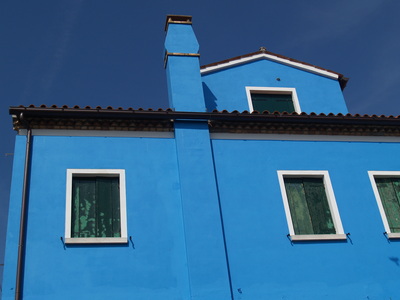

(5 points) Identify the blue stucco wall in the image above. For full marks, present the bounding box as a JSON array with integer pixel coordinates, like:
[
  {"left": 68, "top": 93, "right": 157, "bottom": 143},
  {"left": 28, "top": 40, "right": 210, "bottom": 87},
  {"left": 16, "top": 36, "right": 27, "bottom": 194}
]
[
  {"left": 3, "top": 135, "right": 191, "bottom": 300},
  {"left": 165, "top": 23, "right": 206, "bottom": 112},
  {"left": 174, "top": 121, "right": 231, "bottom": 299},
  {"left": 4, "top": 134, "right": 400, "bottom": 299},
  {"left": 166, "top": 55, "right": 206, "bottom": 112},
  {"left": 2, "top": 137, "right": 26, "bottom": 299},
  {"left": 201, "top": 59, "right": 348, "bottom": 114},
  {"left": 211, "top": 138, "right": 400, "bottom": 300}
]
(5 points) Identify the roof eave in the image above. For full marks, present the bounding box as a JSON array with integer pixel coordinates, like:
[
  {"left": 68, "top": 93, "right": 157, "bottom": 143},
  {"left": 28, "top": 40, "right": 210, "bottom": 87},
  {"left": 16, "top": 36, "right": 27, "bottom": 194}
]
[
  {"left": 200, "top": 50, "right": 348, "bottom": 90},
  {"left": 10, "top": 106, "right": 400, "bottom": 129}
]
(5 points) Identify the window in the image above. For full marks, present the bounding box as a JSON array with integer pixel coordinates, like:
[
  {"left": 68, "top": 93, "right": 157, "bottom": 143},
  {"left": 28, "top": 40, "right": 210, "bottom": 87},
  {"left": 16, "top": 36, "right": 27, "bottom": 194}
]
[
  {"left": 65, "top": 169, "right": 127, "bottom": 244},
  {"left": 368, "top": 171, "right": 400, "bottom": 238},
  {"left": 277, "top": 171, "right": 346, "bottom": 241},
  {"left": 246, "top": 87, "right": 301, "bottom": 113}
]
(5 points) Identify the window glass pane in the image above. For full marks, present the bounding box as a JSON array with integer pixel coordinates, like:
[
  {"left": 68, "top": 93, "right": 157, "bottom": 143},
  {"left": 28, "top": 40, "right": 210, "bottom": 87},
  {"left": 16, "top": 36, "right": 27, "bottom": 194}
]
[
  {"left": 251, "top": 93, "right": 295, "bottom": 113},
  {"left": 376, "top": 178, "right": 400, "bottom": 233},
  {"left": 284, "top": 177, "right": 335, "bottom": 235},
  {"left": 71, "top": 176, "right": 121, "bottom": 238}
]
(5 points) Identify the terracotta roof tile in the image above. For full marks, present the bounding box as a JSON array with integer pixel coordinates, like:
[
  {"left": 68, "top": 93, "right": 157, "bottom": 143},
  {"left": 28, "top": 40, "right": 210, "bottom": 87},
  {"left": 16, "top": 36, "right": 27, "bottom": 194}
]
[
  {"left": 9, "top": 105, "right": 400, "bottom": 137},
  {"left": 9, "top": 104, "right": 400, "bottom": 119}
]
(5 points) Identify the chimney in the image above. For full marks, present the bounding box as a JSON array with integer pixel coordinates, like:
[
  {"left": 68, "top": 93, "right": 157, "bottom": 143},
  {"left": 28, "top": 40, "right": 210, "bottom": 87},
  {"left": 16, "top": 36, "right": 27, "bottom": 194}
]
[{"left": 164, "top": 15, "right": 206, "bottom": 112}]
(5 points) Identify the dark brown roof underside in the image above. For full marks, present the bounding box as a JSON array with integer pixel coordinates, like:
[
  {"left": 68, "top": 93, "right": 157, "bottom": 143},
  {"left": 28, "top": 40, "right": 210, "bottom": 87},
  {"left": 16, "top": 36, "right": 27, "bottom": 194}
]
[{"left": 9, "top": 105, "right": 400, "bottom": 137}]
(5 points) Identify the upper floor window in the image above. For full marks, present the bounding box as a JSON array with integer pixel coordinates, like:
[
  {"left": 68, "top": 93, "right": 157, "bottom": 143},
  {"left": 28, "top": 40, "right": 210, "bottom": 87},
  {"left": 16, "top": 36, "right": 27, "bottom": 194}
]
[
  {"left": 246, "top": 87, "right": 301, "bottom": 113},
  {"left": 65, "top": 169, "right": 128, "bottom": 244},
  {"left": 368, "top": 171, "right": 400, "bottom": 239},
  {"left": 277, "top": 170, "right": 346, "bottom": 241}
]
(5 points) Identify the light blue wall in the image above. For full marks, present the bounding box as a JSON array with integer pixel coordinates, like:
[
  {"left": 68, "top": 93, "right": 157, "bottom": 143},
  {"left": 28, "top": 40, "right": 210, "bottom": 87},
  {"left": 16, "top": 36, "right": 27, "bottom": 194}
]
[
  {"left": 166, "top": 56, "right": 206, "bottom": 112},
  {"left": 212, "top": 138, "right": 400, "bottom": 299},
  {"left": 165, "top": 23, "right": 206, "bottom": 112},
  {"left": 202, "top": 59, "right": 348, "bottom": 114},
  {"left": 164, "top": 23, "right": 199, "bottom": 54},
  {"left": 174, "top": 121, "right": 231, "bottom": 299},
  {"left": 5, "top": 133, "right": 400, "bottom": 299},
  {"left": 2, "top": 137, "right": 26, "bottom": 299},
  {"left": 3, "top": 135, "right": 191, "bottom": 300}
]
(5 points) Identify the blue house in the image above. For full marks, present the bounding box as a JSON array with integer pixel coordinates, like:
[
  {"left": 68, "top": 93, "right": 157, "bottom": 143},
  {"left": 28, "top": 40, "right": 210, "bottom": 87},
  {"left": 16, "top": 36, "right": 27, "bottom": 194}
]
[{"left": 3, "top": 14, "right": 400, "bottom": 299}]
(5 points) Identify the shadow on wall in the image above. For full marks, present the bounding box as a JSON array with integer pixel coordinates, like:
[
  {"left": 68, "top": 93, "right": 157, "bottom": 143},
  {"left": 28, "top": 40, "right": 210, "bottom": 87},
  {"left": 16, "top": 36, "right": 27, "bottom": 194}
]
[
  {"left": 389, "top": 257, "right": 399, "bottom": 266},
  {"left": 59, "top": 236, "right": 132, "bottom": 250},
  {"left": 203, "top": 82, "right": 217, "bottom": 112}
]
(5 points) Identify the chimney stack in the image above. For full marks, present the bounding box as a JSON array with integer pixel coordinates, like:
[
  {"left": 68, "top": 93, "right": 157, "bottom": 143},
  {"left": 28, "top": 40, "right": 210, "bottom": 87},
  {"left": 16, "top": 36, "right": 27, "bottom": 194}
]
[{"left": 164, "top": 15, "right": 206, "bottom": 112}]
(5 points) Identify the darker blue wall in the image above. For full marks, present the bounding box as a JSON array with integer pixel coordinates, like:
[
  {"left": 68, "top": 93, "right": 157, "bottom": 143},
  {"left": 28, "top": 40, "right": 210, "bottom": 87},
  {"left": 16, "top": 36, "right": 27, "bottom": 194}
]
[
  {"left": 3, "top": 135, "right": 191, "bottom": 300},
  {"left": 202, "top": 60, "right": 348, "bottom": 114},
  {"left": 4, "top": 135, "right": 400, "bottom": 299},
  {"left": 212, "top": 138, "right": 400, "bottom": 299}
]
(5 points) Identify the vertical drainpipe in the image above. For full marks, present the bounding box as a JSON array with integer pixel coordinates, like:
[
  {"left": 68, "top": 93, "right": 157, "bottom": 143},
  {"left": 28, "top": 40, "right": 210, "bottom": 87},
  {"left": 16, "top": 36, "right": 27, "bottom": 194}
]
[{"left": 15, "top": 113, "right": 32, "bottom": 300}]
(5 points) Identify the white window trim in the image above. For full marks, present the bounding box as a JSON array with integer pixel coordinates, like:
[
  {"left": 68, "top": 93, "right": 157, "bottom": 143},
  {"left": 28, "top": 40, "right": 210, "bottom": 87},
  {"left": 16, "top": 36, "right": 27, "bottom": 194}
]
[
  {"left": 277, "top": 170, "right": 346, "bottom": 241},
  {"left": 65, "top": 169, "right": 128, "bottom": 244},
  {"left": 245, "top": 87, "right": 301, "bottom": 113},
  {"left": 368, "top": 171, "right": 400, "bottom": 239}
]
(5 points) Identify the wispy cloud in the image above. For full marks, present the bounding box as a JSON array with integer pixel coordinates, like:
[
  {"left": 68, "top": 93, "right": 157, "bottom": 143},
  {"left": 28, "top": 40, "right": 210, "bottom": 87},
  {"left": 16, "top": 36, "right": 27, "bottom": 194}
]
[
  {"left": 20, "top": 0, "right": 84, "bottom": 103},
  {"left": 40, "top": 0, "right": 84, "bottom": 97}
]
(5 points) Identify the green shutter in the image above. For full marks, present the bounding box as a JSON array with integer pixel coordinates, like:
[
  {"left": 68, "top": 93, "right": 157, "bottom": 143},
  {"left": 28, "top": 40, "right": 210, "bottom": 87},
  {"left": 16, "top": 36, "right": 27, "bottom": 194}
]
[
  {"left": 376, "top": 178, "right": 400, "bottom": 233},
  {"left": 285, "top": 178, "right": 314, "bottom": 234},
  {"left": 303, "top": 178, "right": 335, "bottom": 234},
  {"left": 251, "top": 93, "right": 295, "bottom": 113},
  {"left": 284, "top": 177, "right": 335, "bottom": 235},
  {"left": 71, "top": 176, "right": 121, "bottom": 238},
  {"left": 72, "top": 177, "right": 97, "bottom": 238}
]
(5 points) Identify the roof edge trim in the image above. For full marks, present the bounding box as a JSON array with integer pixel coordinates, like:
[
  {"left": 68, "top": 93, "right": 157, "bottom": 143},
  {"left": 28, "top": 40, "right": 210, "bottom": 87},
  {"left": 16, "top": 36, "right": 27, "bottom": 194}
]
[{"left": 200, "top": 53, "right": 339, "bottom": 80}]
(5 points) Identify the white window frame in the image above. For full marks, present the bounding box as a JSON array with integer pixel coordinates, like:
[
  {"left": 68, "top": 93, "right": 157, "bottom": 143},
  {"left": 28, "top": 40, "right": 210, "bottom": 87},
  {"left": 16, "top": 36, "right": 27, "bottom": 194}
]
[
  {"left": 65, "top": 169, "right": 128, "bottom": 244},
  {"left": 368, "top": 171, "right": 400, "bottom": 239},
  {"left": 246, "top": 87, "right": 301, "bottom": 113},
  {"left": 277, "top": 170, "right": 346, "bottom": 241}
]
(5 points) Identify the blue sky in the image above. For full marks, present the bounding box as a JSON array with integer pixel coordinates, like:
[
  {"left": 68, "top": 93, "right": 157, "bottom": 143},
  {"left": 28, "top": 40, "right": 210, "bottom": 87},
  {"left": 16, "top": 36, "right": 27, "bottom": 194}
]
[{"left": 1, "top": 0, "right": 400, "bottom": 287}]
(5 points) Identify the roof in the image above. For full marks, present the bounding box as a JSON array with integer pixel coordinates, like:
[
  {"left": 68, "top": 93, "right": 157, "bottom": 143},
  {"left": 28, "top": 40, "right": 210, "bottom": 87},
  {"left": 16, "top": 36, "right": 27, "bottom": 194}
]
[
  {"left": 10, "top": 105, "right": 400, "bottom": 137},
  {"left": 200, "top": 49, "right": 349, "bottom": 90}
]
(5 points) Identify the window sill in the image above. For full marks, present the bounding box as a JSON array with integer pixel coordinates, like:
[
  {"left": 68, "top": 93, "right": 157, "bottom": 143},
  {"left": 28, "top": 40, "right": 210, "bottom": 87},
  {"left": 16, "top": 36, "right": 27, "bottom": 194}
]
[
  {"left": 65, "top": 237, "right": 128, "bottom": 244},
  {"left": 387, "top": 233, "right": 400, "bottom": 239},
  {"left": 289, "top": 234, "right": 347, "bottom": 241}
]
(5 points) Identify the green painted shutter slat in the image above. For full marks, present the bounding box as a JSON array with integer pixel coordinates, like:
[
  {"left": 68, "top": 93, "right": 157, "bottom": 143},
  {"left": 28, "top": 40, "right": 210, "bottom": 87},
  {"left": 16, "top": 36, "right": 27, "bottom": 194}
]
[
  {"left": 391, "top": 179, "right": 400, "bottom": 232},
  {"left": 71, "top": 177, "right": 97, "bottom": 238},
  {"left": 303, "top": 178, "right": 335, "bottom": 234},
  {"left": 376, "top": 178, "right": 400, "bottom": 233},
  {"left": 285, "top": 177, "right": 335, "bottom": 235},
  {"left": 97, "top": 177, "right": 112, "bottom": 237},
  {"left": 71, "top": 176, "right": 120, "bottom": 238},
  {"left": 251, "top": 93, "right": 295, "bottom": 113},
  {"left": 284, "top": 178, "right": 314, "bottom": 234},
  {"left": 111, "top": 178, "right": 121, "bottom": 237},
  {"left": 71, "top": 180, "right": 80, "bottom": 237}
]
